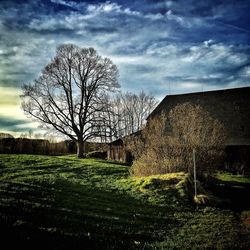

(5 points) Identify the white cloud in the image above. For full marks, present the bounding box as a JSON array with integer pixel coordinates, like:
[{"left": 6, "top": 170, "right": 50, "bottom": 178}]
[
  {"left": 180, "top": 42, "right": 249, "bottom": 68},
  {"left": 86, "top": 1, "right": 140, "bottom": 16},
  {"left": 179, "top": 82, "right": 201, "bottom": 89},
  {"left": 203, "top": 39, "right": 214, "bottom": 47},
  {"left": 146, "top": 43, "right": 178, "bottom": 57}
]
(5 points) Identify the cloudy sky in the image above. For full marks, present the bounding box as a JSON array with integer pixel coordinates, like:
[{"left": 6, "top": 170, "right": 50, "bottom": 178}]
[{"left": 0, "top": 0, "right": 250, "bottom": 135}]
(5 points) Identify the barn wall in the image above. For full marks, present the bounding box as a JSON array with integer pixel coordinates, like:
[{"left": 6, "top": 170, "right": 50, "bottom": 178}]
[
  {"left": 107, "top": 144, "right": 126, "bottom": 162},
  {"left": 224, "top": 145, "right": 250, "bottom": 174},
  {"left": 149, "top": 87, "right": 250, "bottom": 145}
]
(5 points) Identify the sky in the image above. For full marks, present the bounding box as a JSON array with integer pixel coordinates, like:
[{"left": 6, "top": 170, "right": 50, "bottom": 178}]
[{"left": 0, "top": 0, "right": 250, "bottom": 136}]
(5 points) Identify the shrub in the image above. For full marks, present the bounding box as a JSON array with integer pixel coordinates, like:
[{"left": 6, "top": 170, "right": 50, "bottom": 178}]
[
  {"left": 130, "top": 103, "right": 226, "bottom": 176},
  {"left": 86, "top": 151, "right": 107, "bottom": 159}
]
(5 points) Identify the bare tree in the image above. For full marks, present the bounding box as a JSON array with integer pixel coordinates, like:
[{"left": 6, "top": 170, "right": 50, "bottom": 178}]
[
  {"left": 21, "top": 44, "right": 119, "bottom": 157},
  {"left": 102, "top": 91, "right": 158, "bottom": 142},
  {"left": 128, "top": 113, "right": 171, "bottom": 176},
  {"left": 0, "top": 133, "right": 14, "bottom": 139},
  {"left": 168, "top": 102, "right": 226, "bottom": 174}
]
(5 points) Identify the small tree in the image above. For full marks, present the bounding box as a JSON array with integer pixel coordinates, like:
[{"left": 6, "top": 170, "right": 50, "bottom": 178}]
[
  {"left": 130, "top": 103, "right": 226, "bottom": 176},
  {"left": 129, "top": 113, "right": 173, "bottom": 176},
  {"left": 21, "top": 44, "right": 119, "bottom": 157},
  {"left": 168, "top": 103, "right": 226, "bottom": 175}
]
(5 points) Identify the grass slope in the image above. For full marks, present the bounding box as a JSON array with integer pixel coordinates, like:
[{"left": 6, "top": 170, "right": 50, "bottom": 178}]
[{"left": 0, "top": 154, "right": 249, "bottom": 249}]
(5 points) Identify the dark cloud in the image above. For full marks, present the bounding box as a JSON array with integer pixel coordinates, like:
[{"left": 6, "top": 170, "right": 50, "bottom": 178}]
[
  {"left": 0, "top": 116, "right": 33, "bottom": 132},
  {"left": 86, "top": 26, "right": 118, "bottom": 34}
]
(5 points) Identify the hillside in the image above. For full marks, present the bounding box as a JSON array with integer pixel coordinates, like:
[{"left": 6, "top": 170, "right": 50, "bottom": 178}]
[{"left": 0, "top": 154, "right": 249, "bottom": 249}]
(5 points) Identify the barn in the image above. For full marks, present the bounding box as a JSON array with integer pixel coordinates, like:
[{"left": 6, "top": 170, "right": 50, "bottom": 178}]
[
  {"left": 108, "top": 87, "right": 250, "bottom": 171},
  {"left": 107, "top": 131, "right": 141, "bottom": 163},
  {"left": 107, "top": 138, "right": 133, "bottom": 163},
  {"left": 147, "top": 86, "right": 250, "bottom": 173}
]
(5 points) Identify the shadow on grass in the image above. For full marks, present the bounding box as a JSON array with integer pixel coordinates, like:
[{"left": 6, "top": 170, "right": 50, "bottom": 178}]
[
  {"left": 207, "top": 176, "right": 250, "bottom": 211},
  {"left": 97, "top": 159, "right": 130, "bottom": 167},
  {"left": 0, "top": 177, "right": 178, "bottom": 250}
]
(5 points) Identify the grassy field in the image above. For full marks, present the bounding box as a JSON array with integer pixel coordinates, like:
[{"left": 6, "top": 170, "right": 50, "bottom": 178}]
[{"left": 0, "top": 154, "right": 249, "bottom": 249}]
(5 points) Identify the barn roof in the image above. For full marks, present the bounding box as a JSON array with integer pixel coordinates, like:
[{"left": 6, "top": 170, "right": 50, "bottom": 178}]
[
  {"left": 148, "top": 86, "right": 250, "bottom": 120},
  {"left": 108, "top": 130, "right": 142, "bottom": 145}
]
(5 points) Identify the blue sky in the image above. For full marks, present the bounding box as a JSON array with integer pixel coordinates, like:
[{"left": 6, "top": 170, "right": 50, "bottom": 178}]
[{"left": 0, "top": 0, "right": 250, "bottom": 135}]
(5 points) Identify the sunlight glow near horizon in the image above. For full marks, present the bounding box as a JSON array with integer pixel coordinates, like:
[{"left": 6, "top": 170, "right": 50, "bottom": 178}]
[{"left": 0, "top": 86, "right": 39, "bottom": 136}]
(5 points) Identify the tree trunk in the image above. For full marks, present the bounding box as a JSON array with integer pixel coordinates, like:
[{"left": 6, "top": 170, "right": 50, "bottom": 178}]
[{"left": 77, "top": 141, "right": 84, "bottom": 158}]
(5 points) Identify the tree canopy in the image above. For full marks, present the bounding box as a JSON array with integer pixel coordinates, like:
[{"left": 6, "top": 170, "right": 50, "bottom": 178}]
[{"left": 22, "top": 44, "right": 119, "bottom": 157}]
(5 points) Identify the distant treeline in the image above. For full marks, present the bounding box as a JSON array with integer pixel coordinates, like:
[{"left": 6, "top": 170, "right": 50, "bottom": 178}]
[{"left": 0, "top": 138, "right": 107, "bottom": 156}]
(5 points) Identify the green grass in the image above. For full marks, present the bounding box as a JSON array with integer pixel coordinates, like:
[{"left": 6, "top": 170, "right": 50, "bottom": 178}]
[
  {"left": 216, "top": 172, "right": 250, "bottom": 184},
  {"left": 0, "top": 154, "right": 249, "bottom": 249}
]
